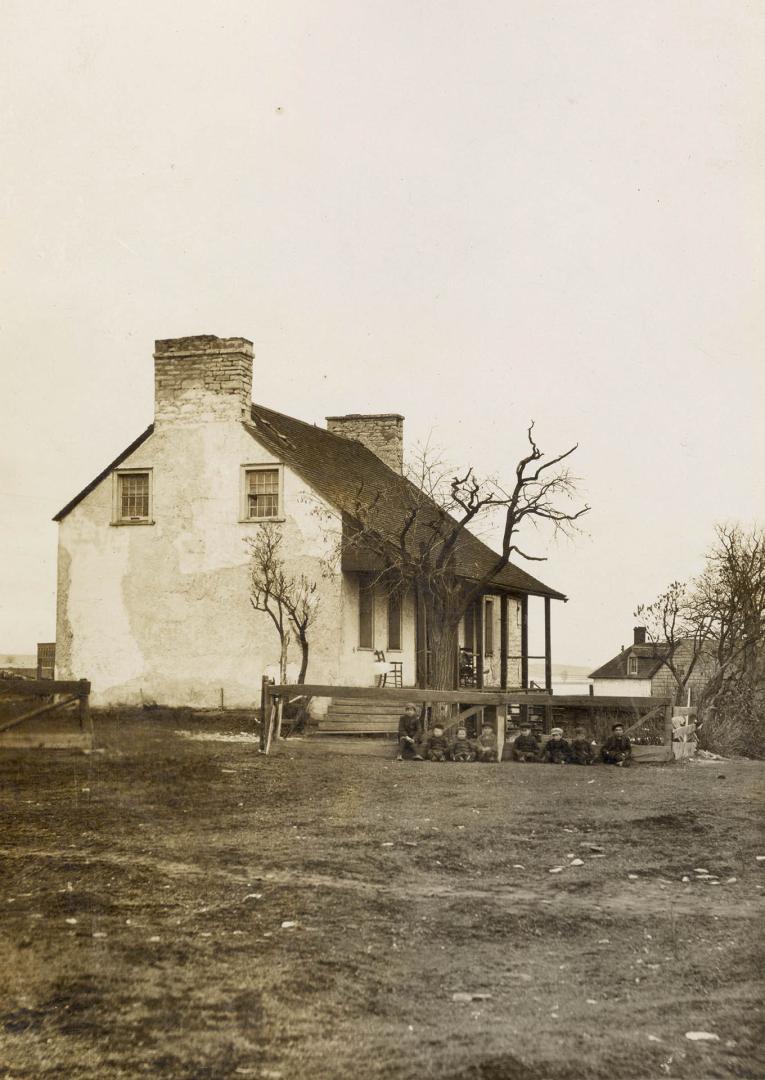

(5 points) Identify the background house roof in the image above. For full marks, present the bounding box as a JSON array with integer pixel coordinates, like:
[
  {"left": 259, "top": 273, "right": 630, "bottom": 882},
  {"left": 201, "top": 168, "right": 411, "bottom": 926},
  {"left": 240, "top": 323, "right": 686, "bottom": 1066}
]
[
  {"left": 589, "top": 642, "right": 673, "bottom": 680},
  {"left": 248, "top": 403, "right": 567, "bottom": 601}
]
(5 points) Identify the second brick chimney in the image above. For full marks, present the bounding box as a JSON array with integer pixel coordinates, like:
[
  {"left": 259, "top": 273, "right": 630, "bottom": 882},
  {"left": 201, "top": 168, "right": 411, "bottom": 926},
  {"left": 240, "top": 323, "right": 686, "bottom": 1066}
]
[
  {"left": 154, "top": 335, "right": 253, "bottom": 424},
  {"left": 326, "top": 414, "right": 404, "bottom": 473},
  {"left": 633, "top": 626, "right": 647, "bottom": 645}
]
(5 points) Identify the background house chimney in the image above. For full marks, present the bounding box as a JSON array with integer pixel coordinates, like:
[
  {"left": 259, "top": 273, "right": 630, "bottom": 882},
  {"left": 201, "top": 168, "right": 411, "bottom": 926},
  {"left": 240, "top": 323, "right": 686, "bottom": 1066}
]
[
  {"left": 633, "top": 626, "right": 647, "bottom": 645},
  {"left": 326, "top": 414, "right": 404, "bottom": 473},
  {"left": 154, "top": 335, "right": 253, "bottom": 424}
]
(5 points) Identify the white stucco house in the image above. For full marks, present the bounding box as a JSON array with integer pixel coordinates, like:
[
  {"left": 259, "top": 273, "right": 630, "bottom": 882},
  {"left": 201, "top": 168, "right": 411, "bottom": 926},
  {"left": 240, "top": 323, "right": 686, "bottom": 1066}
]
[{"left": 54, "top": 334, "right": 566, "bottom": 709}]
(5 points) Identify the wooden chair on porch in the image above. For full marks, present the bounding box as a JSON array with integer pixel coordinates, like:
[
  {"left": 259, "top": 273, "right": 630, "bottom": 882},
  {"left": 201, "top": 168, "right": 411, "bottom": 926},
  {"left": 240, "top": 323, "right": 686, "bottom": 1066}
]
[{"left": 374, "top": 650, "right": 403, "bottom": 688}]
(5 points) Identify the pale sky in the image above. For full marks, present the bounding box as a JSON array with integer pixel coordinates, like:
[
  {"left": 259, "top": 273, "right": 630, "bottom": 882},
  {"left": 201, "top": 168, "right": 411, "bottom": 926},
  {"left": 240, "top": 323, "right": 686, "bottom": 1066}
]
[{"left": 1, "top": 0, "right": 763, "bottom": 669}]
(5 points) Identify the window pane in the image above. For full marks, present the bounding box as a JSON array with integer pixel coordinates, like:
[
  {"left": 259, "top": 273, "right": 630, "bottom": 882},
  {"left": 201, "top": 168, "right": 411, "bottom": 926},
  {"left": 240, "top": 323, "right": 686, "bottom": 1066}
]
[
  {"left": 247, "top": 469, "right": 279, "bottom": 518},
  {"left": 359, "top": 579, "right": 374, "bottom": 649},
  {"left": 120, "top": 473, "right": 149, "bottom": 518},
  {"left": 387, "top": 591, "right": 402, "bottom": 651}
]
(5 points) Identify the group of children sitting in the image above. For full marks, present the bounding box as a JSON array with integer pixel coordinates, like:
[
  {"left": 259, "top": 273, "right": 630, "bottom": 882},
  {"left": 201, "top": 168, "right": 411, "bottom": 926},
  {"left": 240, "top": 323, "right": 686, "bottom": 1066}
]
[
  {"left": 513, "top": 723, "right": 632, "bottom": 766},
  {"left": 398, "top": 703, "right": 632, "bottom": 766}
]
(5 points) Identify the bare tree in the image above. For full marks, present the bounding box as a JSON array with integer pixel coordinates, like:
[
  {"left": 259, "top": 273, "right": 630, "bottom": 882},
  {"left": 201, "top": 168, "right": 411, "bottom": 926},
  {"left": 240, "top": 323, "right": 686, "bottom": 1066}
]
[
  {"left": 247, "top": 524, "right": 321, "bottom": 742},
  {"left": 339, "top": 423, "right": 589, "bottom": 693},
  {"left": 634, "top": 581, "right": 715, "bottom": 705},
  {"left": 692, "top": 525, "right": 765, "bottom": 732},
  {"left": 636, "top": 525, "right": 765, "bottom": 733}
]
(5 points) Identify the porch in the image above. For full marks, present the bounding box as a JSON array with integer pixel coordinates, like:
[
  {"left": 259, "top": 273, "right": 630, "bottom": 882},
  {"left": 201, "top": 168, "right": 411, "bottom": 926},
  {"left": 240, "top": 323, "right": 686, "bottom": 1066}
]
[{"left": 417, "top": 589, "right": 554, "bottom": 694}]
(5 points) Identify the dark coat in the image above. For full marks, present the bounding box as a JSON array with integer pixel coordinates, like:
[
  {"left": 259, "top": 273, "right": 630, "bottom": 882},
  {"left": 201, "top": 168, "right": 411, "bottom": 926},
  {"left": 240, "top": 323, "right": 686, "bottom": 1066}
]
[
  {"left": 602, "top": 733, "right": 631, "bottom": 756},
  {"left": 570, "top": 737, "right": 595, "bottom": 764},
  {"left": 424, "top": 732, "right": 449, "bottom": 760},
  {"left": 513, "top": 733, "right": 541, "bottom": 755},
  {"left": 541, "top": 737, "right": 572, "bottom": 763},
  {"left": 476, "top": 732, "right": 497, "bottom": 758},
  {"left": 450, "top": 737, "right": 477, "bottom": 762},
  {"left": 398, "top": 714, "right": 419, "bottom": 741}
]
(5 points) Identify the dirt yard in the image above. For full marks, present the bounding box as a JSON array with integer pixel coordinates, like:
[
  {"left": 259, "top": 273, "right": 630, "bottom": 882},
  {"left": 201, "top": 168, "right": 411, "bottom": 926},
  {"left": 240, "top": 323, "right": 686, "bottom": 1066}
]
[{"left": 1, "top": 712, "right": 763, "bottom": 1080}]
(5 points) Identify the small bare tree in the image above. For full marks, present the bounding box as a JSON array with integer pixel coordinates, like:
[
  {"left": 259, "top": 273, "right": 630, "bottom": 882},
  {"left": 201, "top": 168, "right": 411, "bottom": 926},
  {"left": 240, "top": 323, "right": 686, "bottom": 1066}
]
[
  {"left": 634, "top": 581, "right": 715, "bottom": 706},
  {"left": 337, "top": 422, "right": 589, "bottom": 695},
  {"left": 636, "top": 525, "right": 765, "bottom": 749},
  {"left": 247, "top": 524, "right": 320, "bottom": 743},
  {"left": 692, "top": 525, "right": 765, "bottom": 743}
]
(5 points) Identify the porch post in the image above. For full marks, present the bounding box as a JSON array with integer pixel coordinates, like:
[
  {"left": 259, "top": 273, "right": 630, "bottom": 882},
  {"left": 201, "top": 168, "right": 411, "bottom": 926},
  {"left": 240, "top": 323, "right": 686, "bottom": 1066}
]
[
  {"left": 475, "top": 598, "right": 484, "bottom": 691},
  {"left": 544, "top": 596, "right": 552, "bottom": 693},
  {"left": 500, "top": 594, "right": 509, "bottom": 689},
  {"left": 520, "top": 596, "right": 529, "bottom": 689}
]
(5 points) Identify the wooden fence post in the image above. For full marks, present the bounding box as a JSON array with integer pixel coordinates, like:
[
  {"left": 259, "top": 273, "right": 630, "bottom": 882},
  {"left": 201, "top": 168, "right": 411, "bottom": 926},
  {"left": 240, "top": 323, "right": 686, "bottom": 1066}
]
[
  {"left": 260, "top": 676, "right": 270, "bottom": 752},
  {"left": 544, "top": 700, "right": 553, "bottom": 734},
  {"left": 78, "top": 679, "right": 92, "bottom": 736},
  {"left": 664, "top": 704, "right": 674, "bottom": 756}
]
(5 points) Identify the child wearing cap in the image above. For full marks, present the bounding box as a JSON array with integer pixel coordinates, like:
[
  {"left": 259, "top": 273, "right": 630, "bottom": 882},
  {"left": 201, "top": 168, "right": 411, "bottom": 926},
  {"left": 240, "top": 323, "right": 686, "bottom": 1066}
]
[
  {"left": 601, "top": 723, "right": 632, "bottom": 766},
  {"left": 424, "top": 723, "right": 450, "bottom": 762},
  {"left": 397, "top": 703, "right": 423, "bottom": 760},
  {"left": 512, "top": 724, "right": 541, "bottom": 763},
  {"left": 450, "top": 725, "right": 477, "bottom": 762},
  {"left": 570, "top": 726, "right": 596, "bottom": 765},
  {"left": 541, "top": 727, "right": 572, "bottom": 764},
  {"left": 475, "top": 722, "right": 498, "bottom": 762}
]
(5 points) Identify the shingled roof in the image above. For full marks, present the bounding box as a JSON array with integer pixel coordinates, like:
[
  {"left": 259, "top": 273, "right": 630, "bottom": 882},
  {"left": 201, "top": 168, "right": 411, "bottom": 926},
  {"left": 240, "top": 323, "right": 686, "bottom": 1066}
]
[
  {"left": 53, "top": 401, "right": 567, "bottom": 601},
  {"left": 589, "top": 643, "right": 672, "bottom": 680},
  {"left": 248, "top": 403, "right": 566, "bottom": 601}
]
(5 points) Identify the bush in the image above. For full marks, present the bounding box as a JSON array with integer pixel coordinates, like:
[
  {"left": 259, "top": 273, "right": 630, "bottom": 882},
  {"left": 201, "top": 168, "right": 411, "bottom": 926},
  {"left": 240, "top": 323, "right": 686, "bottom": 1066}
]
[{"left": 699, "top": 685, "right": 765, "bottom": 759}]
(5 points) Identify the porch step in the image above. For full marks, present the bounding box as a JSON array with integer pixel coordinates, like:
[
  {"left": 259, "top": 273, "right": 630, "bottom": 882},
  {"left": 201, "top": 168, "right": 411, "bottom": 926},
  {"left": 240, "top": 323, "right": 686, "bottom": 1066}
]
[{"left": 318, "top": 696, "right": 404, "bottom": 734}]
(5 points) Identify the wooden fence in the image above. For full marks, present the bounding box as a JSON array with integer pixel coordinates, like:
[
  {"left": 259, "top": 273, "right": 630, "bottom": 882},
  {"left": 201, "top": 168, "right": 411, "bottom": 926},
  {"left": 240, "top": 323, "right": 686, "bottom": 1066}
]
[
  {"left": 260, "top": 679, "right": 674, "bottom": 762},
  {"left": 0, "top": 677, "right": 93, "bottom": 751}
]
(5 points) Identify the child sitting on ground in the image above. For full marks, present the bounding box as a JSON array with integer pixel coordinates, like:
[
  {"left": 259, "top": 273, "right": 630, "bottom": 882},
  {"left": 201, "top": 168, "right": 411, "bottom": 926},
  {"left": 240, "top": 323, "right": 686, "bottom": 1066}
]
[
  {"left": 424, "top": 723, "right": 449, "bottom": 762},
  {"left": 601, "top": 723, "right": 632, "bottom": 767},
  {"left": 475, "top": 723, "right": 498, "bottom": 762},
  {"left": 512, "top": 724, "right": 541, "bottom": 762},
  {"left": 541, "top": 727, "right": 572, "bottom": 764},
  {"left": 450, "top": 725, "right": 477, "bottom": 762},
  {"left": 397, "top": 703, "right": 422, "bottom": 760},
  {"left": 570, "top": 726, "right": 596, "bottom": 765}
]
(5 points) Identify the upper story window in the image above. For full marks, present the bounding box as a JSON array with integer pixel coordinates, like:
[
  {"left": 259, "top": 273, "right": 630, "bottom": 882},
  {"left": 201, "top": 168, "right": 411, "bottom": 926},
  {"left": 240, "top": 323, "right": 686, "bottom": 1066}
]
[
  {"left": 113, "top": 469, "right": 153, "bottom": 524},
  {"left": 628, "top": 655, "right": 638, "bottom": 676},
  {"left": 242, "top": 465, "right": 283, "bottom": 521}
]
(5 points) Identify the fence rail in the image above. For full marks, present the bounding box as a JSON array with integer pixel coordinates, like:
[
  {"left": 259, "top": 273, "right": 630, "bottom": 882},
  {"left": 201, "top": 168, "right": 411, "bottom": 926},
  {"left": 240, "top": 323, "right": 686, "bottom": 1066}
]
[
  {"left": 261, "top": 679, "right": 674, "bottom": 760},
  {"left": 0, "top": 677, "right": 92, "bottom": 750}
]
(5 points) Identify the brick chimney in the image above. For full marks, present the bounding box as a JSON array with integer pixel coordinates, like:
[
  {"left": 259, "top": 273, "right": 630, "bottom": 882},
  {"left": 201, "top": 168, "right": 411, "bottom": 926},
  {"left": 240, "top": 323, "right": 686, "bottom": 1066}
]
[
  {"left": 325, "top": 414, "right": 404, "bottom": 473},
  {"left": 633, "top": 626, "right": 647, "bottom": 645},
  {"left": 154, "top": 335, "right": 253, "bottom": 424}
]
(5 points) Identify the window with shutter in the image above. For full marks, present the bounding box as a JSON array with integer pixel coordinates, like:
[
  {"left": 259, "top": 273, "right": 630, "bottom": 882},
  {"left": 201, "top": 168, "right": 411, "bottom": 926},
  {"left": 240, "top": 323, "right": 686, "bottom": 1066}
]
[
  {"left": 387, "top": 591, "right": 402, "bottom": 651},
  {"left": 359, "top": 578, "right": 375, "bottom": 650}
]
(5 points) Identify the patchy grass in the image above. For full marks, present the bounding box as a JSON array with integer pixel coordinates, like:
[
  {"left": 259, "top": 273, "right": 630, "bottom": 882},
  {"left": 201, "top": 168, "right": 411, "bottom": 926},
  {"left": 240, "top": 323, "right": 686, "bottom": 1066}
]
[{"left": 0, "top": 712, "right": 763, "bottom": 1080}]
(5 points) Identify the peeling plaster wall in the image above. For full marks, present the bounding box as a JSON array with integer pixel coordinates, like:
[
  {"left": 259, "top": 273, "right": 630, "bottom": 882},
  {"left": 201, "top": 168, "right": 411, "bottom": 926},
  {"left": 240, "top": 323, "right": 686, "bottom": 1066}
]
[{"left": 56, "top": 422, "right": 343, "bottom": 707}]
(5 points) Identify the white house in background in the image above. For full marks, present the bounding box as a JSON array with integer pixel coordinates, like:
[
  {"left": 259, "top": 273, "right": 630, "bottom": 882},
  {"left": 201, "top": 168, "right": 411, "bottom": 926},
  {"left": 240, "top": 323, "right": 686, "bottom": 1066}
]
[
  {"left": 589, "top": 626, "right": 712, "bottom": 704},
  {"left": 54, "top": 334, "right": 566, "bottom": 708}
]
